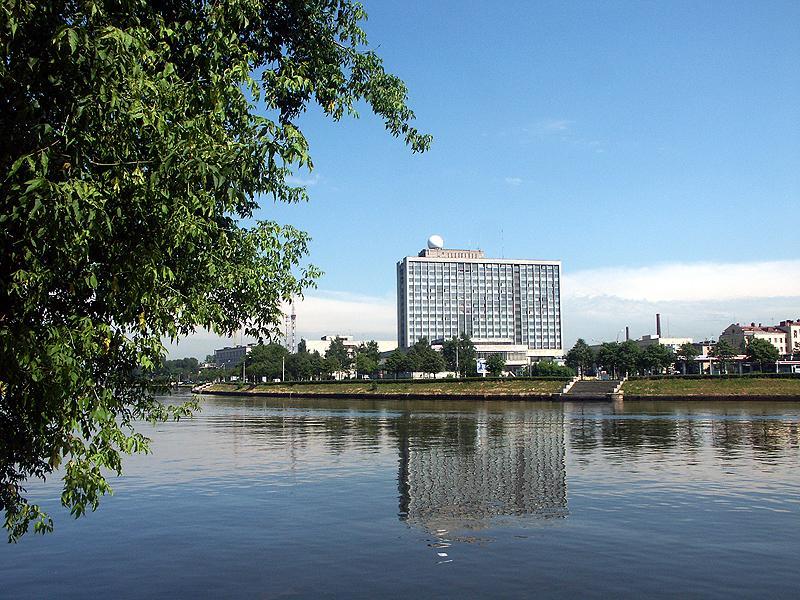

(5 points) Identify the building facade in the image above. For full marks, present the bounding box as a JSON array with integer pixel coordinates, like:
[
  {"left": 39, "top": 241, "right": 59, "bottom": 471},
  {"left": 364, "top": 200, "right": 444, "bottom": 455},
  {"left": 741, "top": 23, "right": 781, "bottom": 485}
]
[
  {"left": 720, "top": 323, "right": 789, "bottom": 355},
  {"left": 213, "top": 344, "right": 254, "bottom": 369},
  {"left": 396, "top": 239, "right": 563, "bottom": 361},
  {"left": 777, "top": 320, "right": 800, "bottom": 355}
]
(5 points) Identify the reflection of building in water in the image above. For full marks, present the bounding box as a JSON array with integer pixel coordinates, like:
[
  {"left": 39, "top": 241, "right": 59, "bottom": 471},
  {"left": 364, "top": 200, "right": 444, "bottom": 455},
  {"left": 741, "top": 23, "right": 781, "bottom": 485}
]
[{"left": 398, "top": 413, "right": 567, "bottom": 532}]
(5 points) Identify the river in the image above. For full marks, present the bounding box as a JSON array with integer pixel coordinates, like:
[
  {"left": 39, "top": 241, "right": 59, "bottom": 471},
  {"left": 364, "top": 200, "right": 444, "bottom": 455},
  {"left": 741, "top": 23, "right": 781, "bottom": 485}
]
[{"left": 2, "top": 393, "right": 799, "bottom": 598}]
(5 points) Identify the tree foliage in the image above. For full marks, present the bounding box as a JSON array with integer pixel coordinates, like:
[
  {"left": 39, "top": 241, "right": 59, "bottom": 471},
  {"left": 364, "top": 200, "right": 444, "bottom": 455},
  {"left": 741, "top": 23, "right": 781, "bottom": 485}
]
[
  {"left": 486, "top": 353, "right": 506, "bottom": 376},
  {"left": 384, "top": 349, "right": 414, "bottom": 377},
  {"left": 564, "top": 339, "right": 593, "bottom": 375},
  {"left": 745, "top": 338, "right": 780, "bottom": 372},
  {"left": 0, "top": 1, "right": 429, "bottom": 540},
  {"left": 441, "top": 334, "right": 477, "bottom": 377},
  {"left": 407, "top": 338, "right": 444, "bottom": 376},
  {"left": 675, "top": 342, "right": 699, "bottom": 375},
  {"left": 595, "top": 342, "right": 620, "bottom": 377},
  {"left": 246, "top": 343, "right": 289, "bottom": 381},
  {"left": 324, "top": 337, "right": 351, "bottom": 374},
  {"left": 638, "top": 344, "right": 675, "bottom": 375},
  {"left": 154, "top": 357, "right": 199, "bottom": 381},
  {"left": 529, "top": 360, "right": 574, "bottom": 377},
  {"left": 710, "top": 340, "right": 737, "bottom": 374}
]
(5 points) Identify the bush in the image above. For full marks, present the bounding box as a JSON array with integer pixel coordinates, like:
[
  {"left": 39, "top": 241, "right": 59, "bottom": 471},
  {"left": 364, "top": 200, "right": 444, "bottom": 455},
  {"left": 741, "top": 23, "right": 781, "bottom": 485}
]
[
  {"left": 530, "top": 360, "right": 575, "bottom": 377},
  {"left": 628, "top": 373, "right": 800, "bottom": 381}
]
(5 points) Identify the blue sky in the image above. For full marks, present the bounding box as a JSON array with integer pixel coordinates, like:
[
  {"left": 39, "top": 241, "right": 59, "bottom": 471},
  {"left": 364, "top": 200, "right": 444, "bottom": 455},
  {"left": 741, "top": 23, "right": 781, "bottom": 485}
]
[{"left": 170, "top": 1, "right": 800, "bottom": 357}]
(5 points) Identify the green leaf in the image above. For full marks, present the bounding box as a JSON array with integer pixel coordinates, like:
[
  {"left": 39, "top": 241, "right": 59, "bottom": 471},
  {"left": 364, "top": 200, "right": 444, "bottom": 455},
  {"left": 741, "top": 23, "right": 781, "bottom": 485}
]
[{"left": 67, "top": 29, "right": 78, "bottom": 54}]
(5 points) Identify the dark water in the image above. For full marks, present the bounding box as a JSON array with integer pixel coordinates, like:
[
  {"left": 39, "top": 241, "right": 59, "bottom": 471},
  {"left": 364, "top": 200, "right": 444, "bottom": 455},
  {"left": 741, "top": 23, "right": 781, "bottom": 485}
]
[{"left": 3, "top": 394, "right": 800, "bottom": 599}]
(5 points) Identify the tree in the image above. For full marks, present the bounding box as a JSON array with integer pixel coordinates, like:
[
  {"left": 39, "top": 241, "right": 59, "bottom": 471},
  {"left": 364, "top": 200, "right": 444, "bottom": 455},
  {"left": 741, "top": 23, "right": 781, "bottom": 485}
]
[
  {"left": 418, "top": 350, "right": 445, "bottom": 378},
  {"left": 486, "top": 353, "right": 506, "bottom": 376},
  {"left": 285, "top": 352, "right": 312, "bottom": 381},
  {"left": 530, "top": 360, "right": 574, "bottom": 377},
  {"left": 355, "top": 353, "right": 378, "bottom": 378},
  {"left": 154, "top": 357, "right": 200, "bottom": 381},
  {"left": 309, "top": 351, "right": 326, "bottom": 380},
  {"left": 596, "top": 342, "right": 620, "bottom": 378},
  {"left": 406, "top": 337, "right": 431, "bottom": 372},
  {"left": 384, "top": 350, "right": 414, "bottom": 378},
  {"left": 247, "top": 343, "right": 289, "bottom": 381},
  {"left": 322, "top": 357, "right": 340, "bottom": 380},
  {"left": 710, "top": 340, "right": 737, "bottom": 374},
  {"left": 745, "top": 338, "right": 780, "bottom": 372},
  {"left": 441, "top": 334, "right": 477, "bottom": 377},
  {"left": 325, "top": 337, "right": 352, "bottom": 375},
  {"left": 616, "top": 340, "right": 643, "bottom": 377},
  {"left": 357, "top": 341, "right": 381, "bottom": 364},
  {"left": 0, "top": 1, "right": 429, "bottom": 540},
  {"left": 639, "top": 344, "right": 675, "bottom": 375},
  {"left": 676, "top": 342, "right": 699, "bottom": 375},
  {"left": 565, "top": 339, "right": 593, "bottom": 376}
]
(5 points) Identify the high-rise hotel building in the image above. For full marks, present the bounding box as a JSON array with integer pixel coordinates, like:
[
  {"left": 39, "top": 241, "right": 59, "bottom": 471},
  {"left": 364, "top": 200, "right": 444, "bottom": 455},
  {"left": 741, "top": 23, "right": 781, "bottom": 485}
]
[{"left": 396, "top": 237, "right": 563, "bottom": 362}]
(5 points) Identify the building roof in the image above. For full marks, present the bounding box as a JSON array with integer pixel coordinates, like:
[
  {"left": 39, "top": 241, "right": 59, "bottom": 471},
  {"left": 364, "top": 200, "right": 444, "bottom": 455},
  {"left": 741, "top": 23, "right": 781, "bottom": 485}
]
[{"left": 740, "top": 326, "right": 784, "bottom": 333}]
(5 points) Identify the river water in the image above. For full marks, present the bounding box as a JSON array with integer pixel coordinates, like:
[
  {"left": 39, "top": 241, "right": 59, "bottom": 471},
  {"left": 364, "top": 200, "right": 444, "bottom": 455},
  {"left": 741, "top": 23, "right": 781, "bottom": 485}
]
[{"left": 2, "top": 393, "right": 799, "bottom": 598}]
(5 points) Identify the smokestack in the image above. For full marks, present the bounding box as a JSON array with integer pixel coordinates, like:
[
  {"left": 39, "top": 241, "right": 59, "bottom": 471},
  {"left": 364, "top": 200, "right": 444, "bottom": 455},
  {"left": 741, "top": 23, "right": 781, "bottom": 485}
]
[
  {"left": 656, "top": 313, "right": 662, "bottom": 337},
  {"left": 625, "top": 326, "right": 630, "bottom": 341}
]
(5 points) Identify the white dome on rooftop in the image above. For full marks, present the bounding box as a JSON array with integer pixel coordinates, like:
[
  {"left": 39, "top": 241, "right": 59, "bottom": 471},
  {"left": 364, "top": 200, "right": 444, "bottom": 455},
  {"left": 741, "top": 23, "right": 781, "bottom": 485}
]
[{"left": 427, "top": 234, "right": 444, "bottom": 249}]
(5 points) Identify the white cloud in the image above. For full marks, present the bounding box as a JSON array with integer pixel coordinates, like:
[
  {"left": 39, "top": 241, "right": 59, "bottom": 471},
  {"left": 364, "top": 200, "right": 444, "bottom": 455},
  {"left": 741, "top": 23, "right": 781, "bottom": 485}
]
[
  {"left": 165, "top": 291, "right": 396, "bottom": 359},
  {"left": 291, "top": 291, "right": 395, "bottom": 339},
  {"left": 562, "top": 259, "right": 800, "bottom": 346},
  {"left": 564, "top": 260, "right": 800, "bottom": 302},
  {"left": 504, "top": 177, "right": 523, "bottom": 186},
  {"left": 285, "top": 172, "right": 320, "bottom": 187}
]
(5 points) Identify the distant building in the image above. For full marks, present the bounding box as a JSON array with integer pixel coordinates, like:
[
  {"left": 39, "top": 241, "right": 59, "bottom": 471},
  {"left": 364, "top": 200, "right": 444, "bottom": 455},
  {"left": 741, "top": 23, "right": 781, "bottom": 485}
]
[
  {"left": 691, "top": 340, "right": 717, "bottom": 357},
  {"left": 636, "top": 334, "right": 693, "bottom": 353},
  {"left": 396, "top": 236, "right": 563, "bottom": 363},
  {"left": 213, "top": 344, "right": 255, "bottom": 369},
  {"left": 304, "top": 335, "right": 397, "bottom": 357},
  {"left": 589, "top": 314, "right": 692, "bottom": 355},
  {"left": 777, "top": 320, "right": 800, "bottom": 355},
  {"left": 719, "top": 323, "right": 789, "bottom": 355}
]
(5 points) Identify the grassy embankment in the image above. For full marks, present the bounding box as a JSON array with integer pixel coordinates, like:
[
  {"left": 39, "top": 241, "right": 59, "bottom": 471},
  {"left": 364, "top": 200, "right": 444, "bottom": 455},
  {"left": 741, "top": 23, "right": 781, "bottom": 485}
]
[
  {"left": 203, "top": 378, "right": 565, "bottom": 396},
  {"left": 623, "top": 376, "right": 800, "bottom": 397}
]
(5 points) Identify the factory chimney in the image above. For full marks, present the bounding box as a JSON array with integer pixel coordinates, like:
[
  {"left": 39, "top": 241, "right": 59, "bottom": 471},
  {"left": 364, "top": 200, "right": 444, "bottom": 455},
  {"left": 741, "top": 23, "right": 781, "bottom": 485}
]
[
  {"left": 625, "top": 326, "right": 630, "bottom": 341},
  {"left": 656, "top": 313, "right": 662, "bottom": 337}
]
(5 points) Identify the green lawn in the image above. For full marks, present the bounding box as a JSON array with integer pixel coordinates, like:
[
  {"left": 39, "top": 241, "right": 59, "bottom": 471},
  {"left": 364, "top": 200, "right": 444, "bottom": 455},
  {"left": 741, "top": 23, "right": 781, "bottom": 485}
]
[
  {"left": 204, "top": 379, "right": 565, "bottom": 396},
  {"left": 623, "top": 377, "right": 800, "bottom": 396}
]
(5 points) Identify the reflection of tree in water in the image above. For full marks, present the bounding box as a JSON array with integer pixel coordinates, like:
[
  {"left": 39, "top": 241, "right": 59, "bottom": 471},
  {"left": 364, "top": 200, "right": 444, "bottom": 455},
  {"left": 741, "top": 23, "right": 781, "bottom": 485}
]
[
  {"left": 394, "top": 410, "right": 568, "bottom": 533},
  {"left": 567, "top": 409, "right": 799, "bottom": 463},
  {"left": 599, "top": 418, "right": 680, "bottom": 454}
]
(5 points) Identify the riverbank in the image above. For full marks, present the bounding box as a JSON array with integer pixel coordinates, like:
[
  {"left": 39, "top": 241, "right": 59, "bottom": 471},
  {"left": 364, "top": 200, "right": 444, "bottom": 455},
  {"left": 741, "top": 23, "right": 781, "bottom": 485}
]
[
  {"left": 622, "top": 376, "right": 800, "bottom": 399},
  {"left": 198, "top": 379, "right": 566, "bottom": 400},
  {"left": 195, "top": 375, "right": 800, "bottom": 401}
]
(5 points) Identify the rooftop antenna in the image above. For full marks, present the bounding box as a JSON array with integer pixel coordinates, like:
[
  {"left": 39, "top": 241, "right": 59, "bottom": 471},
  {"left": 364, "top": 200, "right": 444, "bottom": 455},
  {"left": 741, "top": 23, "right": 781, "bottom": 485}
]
[{"left": 500, "top": 227, "right": 505, "bottom": 258}]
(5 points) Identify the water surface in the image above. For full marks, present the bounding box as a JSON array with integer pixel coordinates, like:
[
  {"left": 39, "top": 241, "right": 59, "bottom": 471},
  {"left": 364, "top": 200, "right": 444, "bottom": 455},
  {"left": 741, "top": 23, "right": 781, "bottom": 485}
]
[{"left": 3, "top": 394, "right": 799, "bottom": 598}]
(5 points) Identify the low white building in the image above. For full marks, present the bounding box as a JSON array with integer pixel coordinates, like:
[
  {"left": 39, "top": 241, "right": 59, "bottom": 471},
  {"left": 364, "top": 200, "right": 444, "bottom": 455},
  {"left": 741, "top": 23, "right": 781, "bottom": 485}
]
[
  {"left": 635, "top": 334, "right": 693, "bottom": 353},
  {"left": 304, "top": 335, "right": 397, "bottom": 357}
]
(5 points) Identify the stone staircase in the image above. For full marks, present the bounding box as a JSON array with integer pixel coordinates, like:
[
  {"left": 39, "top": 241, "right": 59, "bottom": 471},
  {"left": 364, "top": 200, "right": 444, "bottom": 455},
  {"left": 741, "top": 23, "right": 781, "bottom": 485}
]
[{"left": 563, "top": 379, "right": 622, "bottom": 400}]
